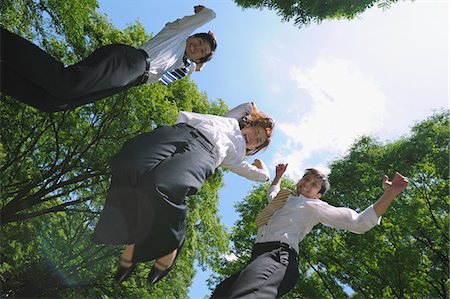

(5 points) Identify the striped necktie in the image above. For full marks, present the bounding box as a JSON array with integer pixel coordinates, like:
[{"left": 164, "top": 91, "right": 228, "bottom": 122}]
[
  {"left": 159, "top": 56, "right": 191, "bottom": 86},
  {"left": 255, "top": 189, "right": 292, "bottom": 227}
]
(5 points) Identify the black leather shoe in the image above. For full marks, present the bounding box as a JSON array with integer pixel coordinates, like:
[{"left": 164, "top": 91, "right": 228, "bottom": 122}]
[
  {"left": 148, "top": 244, "right": 184, "bottom": 285},
  {"left": 114, "top": 258, "right": 137, "bottom": 283},
  {"left": 147, "top": 260, "right": 172, "bottom": 285}
]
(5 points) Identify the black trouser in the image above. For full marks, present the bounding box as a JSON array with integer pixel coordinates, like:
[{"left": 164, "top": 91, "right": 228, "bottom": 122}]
[
  {"left": 211, "top": 242, "right": 299, "bottom": 299},
  {"left": 0, "top": 27, "right": 147, "bottom": 112}
]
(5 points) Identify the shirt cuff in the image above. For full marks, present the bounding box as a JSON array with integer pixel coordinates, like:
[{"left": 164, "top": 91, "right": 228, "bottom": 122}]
[
  {"left": 200, "top": 7, "right": 216, "bottom": 20},
  {"left": 361, "top": 204, "right": 382, "bottom": 227},
  {"left": 267, "top": 185, "right": 280, "bottom": 194},
  {"left": 254, "top": 168, "right": 270, "bottom": 182}
]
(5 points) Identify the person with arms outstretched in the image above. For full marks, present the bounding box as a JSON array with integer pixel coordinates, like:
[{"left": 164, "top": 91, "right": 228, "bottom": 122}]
[
  {"left": 1, "top": 5, "right": 216, "bottom": 112},
  {"left": 211, "top": 163, "right": 408, "bottom": 298}
]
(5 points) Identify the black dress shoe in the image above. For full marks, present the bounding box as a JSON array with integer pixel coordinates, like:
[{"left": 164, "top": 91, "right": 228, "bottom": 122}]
[
  {"left": 147, "top": 260, "right": 172, "bottom": 285},
  {"left": 114, "top": 258, "right": 137, "bottom": 283},
  {"left": 148, "top": 244, "right": 183, "bottom": 285}
]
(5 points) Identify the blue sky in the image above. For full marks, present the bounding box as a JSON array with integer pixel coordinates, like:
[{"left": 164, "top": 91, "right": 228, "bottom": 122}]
[{"left": 97, "top": 0, "right": 448, "bottom": 298}]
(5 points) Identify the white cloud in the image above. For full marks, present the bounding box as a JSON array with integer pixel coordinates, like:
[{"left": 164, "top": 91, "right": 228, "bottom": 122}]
[{"left": 273, "top": 58, "right": 386, "bottom": 179}]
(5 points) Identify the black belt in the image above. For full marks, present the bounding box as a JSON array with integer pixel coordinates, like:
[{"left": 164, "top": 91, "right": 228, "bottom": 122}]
[
  {"left": 139, "top": 49, "right": 151, "bottom": 84},
  {"left": 253, "top": 241, "right": 298, "bottom": 260}
]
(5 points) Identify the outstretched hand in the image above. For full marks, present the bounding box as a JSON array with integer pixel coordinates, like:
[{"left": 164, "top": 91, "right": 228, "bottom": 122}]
[
  {"left": 383, "top": 172, "right": 409, "bottom": 196},
  {"left": 374, "top": 172, "right": 409, "bottom": 217},
  {"left": 194, "top": 5, "right": 204, "bottom": 13},
  {"left": 252, "top": 159, "right": 266, "bottom": 170},
  {"left": 275, "top": 163, "right": 288, "bottom": 178}
]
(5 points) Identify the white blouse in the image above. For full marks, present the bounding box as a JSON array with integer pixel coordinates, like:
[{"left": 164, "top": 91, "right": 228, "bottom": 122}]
[
  {"left": 176, "top": 103, "right": 269, "bottom": 182},
  {"left": 139, "top": 7, "right": 216, "bottom": 83},
  {"left": 256, "top": 185, "right": 381, "bottom": 253}
]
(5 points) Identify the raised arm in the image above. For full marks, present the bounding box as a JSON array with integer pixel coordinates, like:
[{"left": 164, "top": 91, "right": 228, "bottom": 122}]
[
  {"left": 314, "top": 172, "right": 407, "bottom": 235},
  {"left": 252, "top": 159, "right": 269, "bottom": 177},
  {"left": 223, "top": 159, "right": 270, "bottom": 182},
  {"left": 223, "top": 102, "right": 254, "bottom": 120},
  {"left": 163, "top": 5, "right": 216, "bottom": 33},
  {"left": 271, "top": 163, "right": 288, "bottom": 187},
  {"left": 373, "top": 172, "right": 409, "bottom": 217}
]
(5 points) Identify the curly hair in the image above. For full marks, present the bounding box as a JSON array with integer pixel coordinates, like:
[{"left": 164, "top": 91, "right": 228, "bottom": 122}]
[{"left": 238, "top": 107, "right": 275, "bottom": 155}]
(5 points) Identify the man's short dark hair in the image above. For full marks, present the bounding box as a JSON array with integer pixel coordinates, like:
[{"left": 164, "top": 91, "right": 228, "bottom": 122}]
[
  {"left": 191, "top": 32, "right": 217, "bottom": 63},
  {"left": 303, "top": 168, "right": 330, "bottom": 196}
]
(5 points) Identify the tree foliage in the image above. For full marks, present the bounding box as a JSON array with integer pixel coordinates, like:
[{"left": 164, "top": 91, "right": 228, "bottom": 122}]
[
  {"left": 209, "top": 110, "right": 449, "bottom": 298},
  {"left": 233, "top": 0, "right": 404, "bottom": 27},
  {"left": 1, "top": 0, "right": 230, "bottom": 297}
]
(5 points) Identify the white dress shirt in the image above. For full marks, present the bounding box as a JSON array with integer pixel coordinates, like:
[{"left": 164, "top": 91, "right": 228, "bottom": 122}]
[
  {"left": 256, "top": 185, "right": 381, "bottom": 253},
  {"left": 176, "top": 104, "right": 269, "bottom": 182},
  {"left": 139, "top": 7, "right": 216, "bottom": 83}
]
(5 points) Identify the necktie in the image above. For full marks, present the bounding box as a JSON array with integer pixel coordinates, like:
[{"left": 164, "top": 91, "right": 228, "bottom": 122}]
[
  {"left": 255, "top": 189, "right": 292, "bottom": 227},
  {"left": 159, "top": 56, "right": 191, "bottom": 86}
]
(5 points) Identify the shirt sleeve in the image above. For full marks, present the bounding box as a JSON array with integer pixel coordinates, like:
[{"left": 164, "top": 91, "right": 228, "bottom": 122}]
[
  {"left": 221, "top": 160, "right": 270, "bottom": 182},
  {"left": 315, "top": 203, "right": 381, "bottom": 234},
  {"left": 163, "top": 7, "right": 216, "bottom": 34},
  {"left": 267, "top": 185, "right": 281, "bottom": 203},
  {"left": 223, "top": 102, "right": 253, "bottom": 121}
]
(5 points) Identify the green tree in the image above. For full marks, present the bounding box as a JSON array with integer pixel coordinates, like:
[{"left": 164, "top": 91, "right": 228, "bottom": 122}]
[
  {"left": 234, "top": 0, "right": 404, "bottom": 27},
  {"left": 209, "top": 110, "right": 449, "bottom": 298}
]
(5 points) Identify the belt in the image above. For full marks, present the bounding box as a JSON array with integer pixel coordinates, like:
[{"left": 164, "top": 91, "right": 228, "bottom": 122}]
[
  {"left": 139, "top": 49, "right": 151, "bottom": 84},
  {"left": 253, "top": 241, "right": 298, "bottom": 260}
]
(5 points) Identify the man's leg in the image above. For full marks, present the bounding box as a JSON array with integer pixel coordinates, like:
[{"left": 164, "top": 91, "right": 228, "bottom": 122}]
[
  {"left": 210, "top": 271, "right": 241, "bottom": 298},
  {"left": 1, "top": 28, "right": 147, "bottom": 111},
  {"left": 0, "top": 63, "right": 65, "bottom": 112},
  {"left": 211, "top": 247, "right": 291, "bottom": 299}
]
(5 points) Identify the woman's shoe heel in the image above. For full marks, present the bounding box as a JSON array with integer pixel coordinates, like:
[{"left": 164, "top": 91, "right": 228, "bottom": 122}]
[
  {"left": 114, "top": 257, "right": 137, "bottom": 283},
  {"left": 147, "top": 260, "right": 172, "bottom": 285}
]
